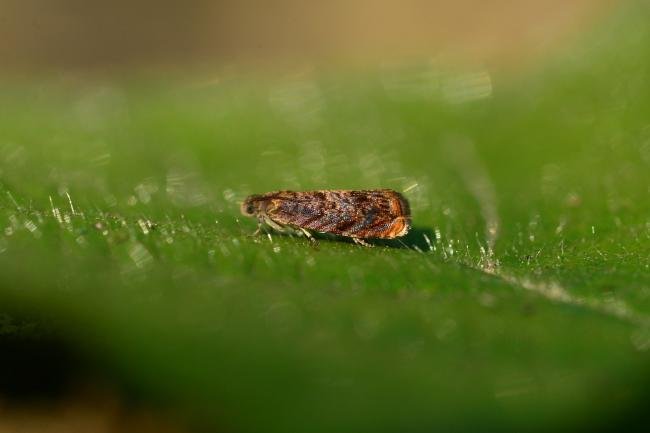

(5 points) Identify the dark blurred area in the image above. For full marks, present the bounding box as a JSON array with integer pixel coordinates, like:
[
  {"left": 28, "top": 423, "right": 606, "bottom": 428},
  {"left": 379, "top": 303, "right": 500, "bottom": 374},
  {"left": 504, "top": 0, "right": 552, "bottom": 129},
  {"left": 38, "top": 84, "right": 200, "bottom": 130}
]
[
  {"left": 1, "top": 0, "right": 613, "bottom": 73},
  {"left": 0, "top": 313, "right": 187, "bottom": 432}
]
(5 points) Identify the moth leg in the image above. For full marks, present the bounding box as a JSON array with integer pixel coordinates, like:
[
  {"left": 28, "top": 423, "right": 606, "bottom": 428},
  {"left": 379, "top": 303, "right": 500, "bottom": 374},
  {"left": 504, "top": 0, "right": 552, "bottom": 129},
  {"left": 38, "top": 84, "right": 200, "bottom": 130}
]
[
  {"left": 249, "top": 217, "right": 268, "bottom": 237},
  {"left": 299, "top": 227, "right": 318, "bottom": 245},
  {"left": 263, "top": 216, "right": 286, "bottom": 233},
  {"left": 250, "top": 216, "right": 282, "bottom": 237},
  {"left": 252, "top": 221, "right": 264, "bottom": 236},
  {"left": 249, "top": 221, "right": 262, "bottom": 237},
  {"left": 352, "top": 237, "right": 373, "bottom": 247}
]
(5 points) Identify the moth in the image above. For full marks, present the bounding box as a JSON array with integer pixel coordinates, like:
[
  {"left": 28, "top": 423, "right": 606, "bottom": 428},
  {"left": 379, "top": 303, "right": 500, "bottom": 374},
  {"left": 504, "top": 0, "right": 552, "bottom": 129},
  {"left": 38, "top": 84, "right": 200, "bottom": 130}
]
[{"left": 240, "top": 189, "right": 410, "bottom": 246}]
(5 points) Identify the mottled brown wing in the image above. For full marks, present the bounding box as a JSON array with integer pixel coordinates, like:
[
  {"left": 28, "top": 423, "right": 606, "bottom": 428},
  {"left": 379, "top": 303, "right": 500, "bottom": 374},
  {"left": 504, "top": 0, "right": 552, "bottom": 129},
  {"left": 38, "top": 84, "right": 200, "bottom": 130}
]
[{"left": 264, "top": 189, "right": 410, "bottom": 239}]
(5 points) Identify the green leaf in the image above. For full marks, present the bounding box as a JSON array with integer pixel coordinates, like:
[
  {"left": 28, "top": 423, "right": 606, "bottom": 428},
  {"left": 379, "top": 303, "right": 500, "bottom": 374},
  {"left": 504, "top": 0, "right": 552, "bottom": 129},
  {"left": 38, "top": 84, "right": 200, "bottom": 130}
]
[{"left": 1, "top": 3, "right": 649, "bottom": 432}]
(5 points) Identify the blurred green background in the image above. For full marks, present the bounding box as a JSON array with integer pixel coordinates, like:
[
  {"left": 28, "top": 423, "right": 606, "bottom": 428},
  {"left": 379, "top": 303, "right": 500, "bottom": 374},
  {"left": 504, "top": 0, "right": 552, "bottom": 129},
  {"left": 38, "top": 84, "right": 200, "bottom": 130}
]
[{"left": 1, "top": 1, "right": 649, "bottom": 432}]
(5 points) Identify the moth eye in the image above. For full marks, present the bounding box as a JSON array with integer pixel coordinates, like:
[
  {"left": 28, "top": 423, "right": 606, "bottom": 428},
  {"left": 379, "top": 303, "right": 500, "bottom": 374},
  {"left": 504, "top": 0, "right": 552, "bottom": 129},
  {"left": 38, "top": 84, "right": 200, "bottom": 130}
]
[{"left": 246, "top": 204, "right": 256, "bottom": 215}]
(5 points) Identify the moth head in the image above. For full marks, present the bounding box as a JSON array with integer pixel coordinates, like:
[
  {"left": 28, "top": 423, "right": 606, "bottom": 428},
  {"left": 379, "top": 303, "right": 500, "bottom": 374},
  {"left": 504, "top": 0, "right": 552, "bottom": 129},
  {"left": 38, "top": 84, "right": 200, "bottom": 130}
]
[{"left": 240, "top": 195, "right": 263, "bottom": 217}]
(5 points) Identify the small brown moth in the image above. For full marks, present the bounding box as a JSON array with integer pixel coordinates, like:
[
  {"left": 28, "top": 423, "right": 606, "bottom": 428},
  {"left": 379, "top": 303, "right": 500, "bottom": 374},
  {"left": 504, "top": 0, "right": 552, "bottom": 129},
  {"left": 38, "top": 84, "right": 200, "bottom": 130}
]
[{"left": 240, "top": 189, "right": 410, "bottom": 246}]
